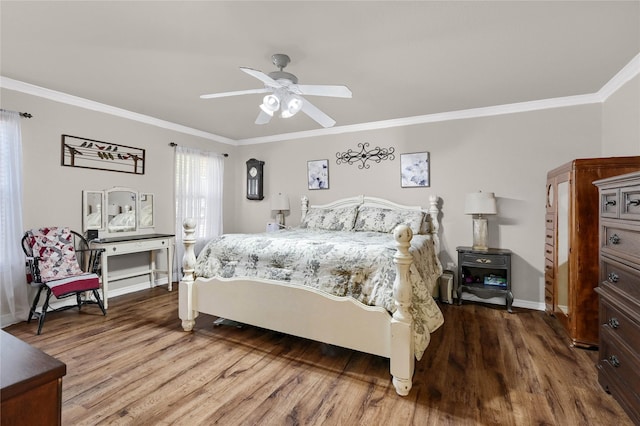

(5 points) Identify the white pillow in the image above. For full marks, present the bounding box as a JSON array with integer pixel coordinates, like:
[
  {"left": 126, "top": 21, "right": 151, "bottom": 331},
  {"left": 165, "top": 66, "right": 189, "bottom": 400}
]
[
  {"left": 353, "top": 206, "right": 424, "bottom": 234},
  {"left": 300, "top": 206, "right": 358, "bottom": 231}
]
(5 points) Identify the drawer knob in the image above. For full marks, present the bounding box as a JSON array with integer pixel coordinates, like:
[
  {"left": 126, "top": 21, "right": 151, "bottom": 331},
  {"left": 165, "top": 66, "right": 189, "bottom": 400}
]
[
  {"left": 475, "top": 258, "right": 492, "bottom": 264},
  {"left": 609, "top": 355, "right": 620, "bottom": 368},
  {"left": 605, "top": 200, "right": 617, "bottom": 206},
  {"left": 112, "top": 247, "right": 117, "bottom": 252},
  {"left": 608, "top": 317, "right": 620, "bottom": 329},
  {"left": 607, "top": 272, "right": 619, "bottom": 283},
  {"left": 608, "top": 234, "right": 621, "bottom": 245},
  {"left": 628, "top": 198, "right": 640, "bottom": 207}
]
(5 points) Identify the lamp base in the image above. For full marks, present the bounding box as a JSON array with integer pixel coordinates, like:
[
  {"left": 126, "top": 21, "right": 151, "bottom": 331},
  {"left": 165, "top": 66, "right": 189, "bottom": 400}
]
[
  {"left": 276, "top": 212, "right": 285, "bottom": 227},
  {"left": 472, "top": 217, "right": 489, "bottom": 251}
]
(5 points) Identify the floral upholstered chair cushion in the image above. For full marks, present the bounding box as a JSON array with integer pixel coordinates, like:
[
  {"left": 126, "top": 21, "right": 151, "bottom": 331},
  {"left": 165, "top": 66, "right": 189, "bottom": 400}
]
[
  {"left": 300, "top": 206, "right": 358, "bottom": 231},
  {"left": 353, "top": 207, "right": 424, "bottom": 234},
  {"left": 26, "top": 227, "right": 84, "bottom": 282}
]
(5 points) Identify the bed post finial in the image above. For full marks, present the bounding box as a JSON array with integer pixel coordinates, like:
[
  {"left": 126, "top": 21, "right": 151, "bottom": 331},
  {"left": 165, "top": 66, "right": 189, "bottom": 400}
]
[
  {"left": 301, "top": 195, "right": 309, "bottom": 220},
  {"left": 182, "top": 218, "right": 197, "bottom": 283}
]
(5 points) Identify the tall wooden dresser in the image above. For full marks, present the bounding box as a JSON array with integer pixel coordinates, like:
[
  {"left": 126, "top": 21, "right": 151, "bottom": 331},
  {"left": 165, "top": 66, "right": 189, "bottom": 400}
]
[
  {"left": 594, "top": 170, "right": 640, "bottom": 424},
  {"left": 545, "top": 157, "right": 640, "bottom": 347}
]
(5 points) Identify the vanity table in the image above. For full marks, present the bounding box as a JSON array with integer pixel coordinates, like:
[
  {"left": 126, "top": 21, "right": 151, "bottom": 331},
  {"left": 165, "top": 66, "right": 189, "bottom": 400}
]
[
  {"left": 83, "top": 187, "right": 173, "bottom": 309},
  {"left": 91, "top": 233, "right": 174, "bottom": 309}
]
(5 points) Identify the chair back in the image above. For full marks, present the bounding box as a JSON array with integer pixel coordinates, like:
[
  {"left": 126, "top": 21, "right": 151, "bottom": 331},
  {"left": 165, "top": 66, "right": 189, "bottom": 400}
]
[{"left": 22, "top": 227, "right": 99, "bottom": 282}]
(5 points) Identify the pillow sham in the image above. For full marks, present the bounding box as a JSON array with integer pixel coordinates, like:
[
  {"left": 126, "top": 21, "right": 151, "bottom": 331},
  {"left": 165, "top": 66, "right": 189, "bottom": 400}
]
[
  {"left": 353, "top": 206, "right": 424, "bottom": 234},
  {"left": 300, "top": 206, "right": 358, "bottom": 231}
]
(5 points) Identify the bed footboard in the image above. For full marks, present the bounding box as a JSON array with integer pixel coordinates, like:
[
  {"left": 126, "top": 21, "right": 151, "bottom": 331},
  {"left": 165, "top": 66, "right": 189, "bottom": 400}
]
[{"left": 178, "top": 220, "right": 426, "bottom": 396}]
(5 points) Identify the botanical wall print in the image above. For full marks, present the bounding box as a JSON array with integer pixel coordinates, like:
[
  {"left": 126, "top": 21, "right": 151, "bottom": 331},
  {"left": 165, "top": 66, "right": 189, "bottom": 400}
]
[
  {"left": 61, "top": 134, "right": 145, "bottom": 175},
  {"left": 308, "top": 159, "right": 329, "bottom": 190},
  {"left": 401, "top": 152, "right": 430, "bottom": 187},
  {"left": 336, "top": 142, "right": 395, "bottom": 169}
]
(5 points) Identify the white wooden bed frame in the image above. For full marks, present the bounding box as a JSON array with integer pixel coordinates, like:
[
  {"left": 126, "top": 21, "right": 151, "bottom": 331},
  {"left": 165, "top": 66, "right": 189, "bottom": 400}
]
[{"left": 179, "top": 194, "right": 441, "bottom": 396}]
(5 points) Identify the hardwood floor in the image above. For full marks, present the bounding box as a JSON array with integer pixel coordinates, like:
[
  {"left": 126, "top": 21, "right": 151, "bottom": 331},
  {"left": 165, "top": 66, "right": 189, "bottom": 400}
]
[{"left": 3, "top": 287, "right": 632, "bottom": 425}]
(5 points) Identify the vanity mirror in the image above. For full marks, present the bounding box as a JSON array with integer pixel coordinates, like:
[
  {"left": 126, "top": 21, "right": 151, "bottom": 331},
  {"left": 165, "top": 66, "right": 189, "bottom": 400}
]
[{"left": 83, "top": 187, "right": 155, "bottom": 237}]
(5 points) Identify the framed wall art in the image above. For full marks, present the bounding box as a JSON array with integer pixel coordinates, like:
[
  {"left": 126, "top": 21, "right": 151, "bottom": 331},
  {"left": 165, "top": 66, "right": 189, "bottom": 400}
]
[
  {"left": 400, "top": 152, "right": 430, "bottom": 188},
  {"left": 61, "top": 134, "right": 145, "bottom": 175},
  {"left": 308, "top": 159, "right": 329, "bottom": 190}
]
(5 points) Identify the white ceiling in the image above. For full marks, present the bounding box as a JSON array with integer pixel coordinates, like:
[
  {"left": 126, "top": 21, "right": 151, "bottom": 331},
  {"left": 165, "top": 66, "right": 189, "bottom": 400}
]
[{"left": 1, "top": 1, "right": 639, "bottom": 144}]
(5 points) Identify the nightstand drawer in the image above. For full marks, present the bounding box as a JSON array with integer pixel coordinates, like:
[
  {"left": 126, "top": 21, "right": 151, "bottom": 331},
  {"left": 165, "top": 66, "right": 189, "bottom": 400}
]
[{"left": 460, "top": 253, "right": 508, "bottom": 267}]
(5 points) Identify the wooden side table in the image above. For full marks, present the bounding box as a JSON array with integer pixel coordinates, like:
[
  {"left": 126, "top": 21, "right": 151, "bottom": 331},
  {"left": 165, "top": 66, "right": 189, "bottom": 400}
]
[
  {"left": 456, "top": 246, "right": 513, "bottom": 312},
  {"left": 1, "top": 330, "right": 66, "bottom": 425}
]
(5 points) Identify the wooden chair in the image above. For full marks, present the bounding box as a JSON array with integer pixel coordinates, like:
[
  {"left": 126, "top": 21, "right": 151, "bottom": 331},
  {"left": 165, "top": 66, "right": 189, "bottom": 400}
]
[{"left": 22, "top": 227, "right": 106, "bottom": 334}]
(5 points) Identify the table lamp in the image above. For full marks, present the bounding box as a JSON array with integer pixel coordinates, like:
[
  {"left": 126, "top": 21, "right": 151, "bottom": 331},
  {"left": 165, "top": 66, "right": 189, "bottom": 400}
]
[
  {"left": 271, "top": 192, "right": 290, "bottom": 227},
  {"left": 464, "top": 191, "right": 497, "bottom": 251}
]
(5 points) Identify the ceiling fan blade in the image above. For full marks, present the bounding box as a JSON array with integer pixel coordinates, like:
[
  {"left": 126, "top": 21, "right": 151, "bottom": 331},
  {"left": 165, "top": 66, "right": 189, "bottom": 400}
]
[
  {"left": 240, "top": 67, "right": 282, "bottom": 88},
  {"left": 255, "top": 110, "right": 272, "bottom": 125},
  {"left": 296, "top": 84, "right": 352, "bottom": 98},
  {"left": 200, "top": 88, "right": 271, "bottom": 99},
  {"left": 301, "top": 98, "right": 336, "bottom": 128}
]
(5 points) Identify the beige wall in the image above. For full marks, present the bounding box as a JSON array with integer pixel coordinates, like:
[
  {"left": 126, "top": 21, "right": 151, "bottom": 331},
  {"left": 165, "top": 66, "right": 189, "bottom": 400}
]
[
  {"left": 602, "top": 74, "right": 640, "bottom": 155},
  {"left": 2, "top": 71, "right": 639, "bottom": 322},
  {"left": 235, "top": 105, "right": 603, "bottom": 307},
  {"left": 2, "top": 88, "right": 238, "bottom": 302}
]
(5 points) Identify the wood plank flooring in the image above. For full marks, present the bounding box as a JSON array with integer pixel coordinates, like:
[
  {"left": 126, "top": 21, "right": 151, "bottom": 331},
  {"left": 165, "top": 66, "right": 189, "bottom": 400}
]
[{"left": 3, "top": 287, "right": 632, "bottom": 425}]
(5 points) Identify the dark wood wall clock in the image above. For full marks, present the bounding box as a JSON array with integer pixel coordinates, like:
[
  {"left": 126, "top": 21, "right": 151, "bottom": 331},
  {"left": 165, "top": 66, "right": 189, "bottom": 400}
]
[{"left": 246, "top": 158, "right": 265, "bottom": 200}]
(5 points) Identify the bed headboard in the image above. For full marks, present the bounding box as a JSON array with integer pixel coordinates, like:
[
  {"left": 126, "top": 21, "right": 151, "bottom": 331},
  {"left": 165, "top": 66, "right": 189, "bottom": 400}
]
[{"left": 300, "top": 194, "right": 441, "bottom": 253}]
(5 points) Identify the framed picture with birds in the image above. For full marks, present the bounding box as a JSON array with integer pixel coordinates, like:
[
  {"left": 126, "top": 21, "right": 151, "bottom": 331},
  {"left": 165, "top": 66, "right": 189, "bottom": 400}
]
[{"left": 61, "top": 134, "right": 145, "bottom": 174}]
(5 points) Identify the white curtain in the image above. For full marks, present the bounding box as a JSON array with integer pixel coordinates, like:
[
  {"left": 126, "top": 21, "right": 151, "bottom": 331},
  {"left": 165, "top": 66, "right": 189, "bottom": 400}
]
[
  {"left": 174, "top": 146, "right": 224, "bottom": 280},
  {"left": 0, "top": 110, "right": 29, "bottom": 324}
]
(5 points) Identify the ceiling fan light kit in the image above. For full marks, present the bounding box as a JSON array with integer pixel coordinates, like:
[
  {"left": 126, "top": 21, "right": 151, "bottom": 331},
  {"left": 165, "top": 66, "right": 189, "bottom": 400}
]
[{"left": 201, "top": 53, "right": 352, "bottom": 128}]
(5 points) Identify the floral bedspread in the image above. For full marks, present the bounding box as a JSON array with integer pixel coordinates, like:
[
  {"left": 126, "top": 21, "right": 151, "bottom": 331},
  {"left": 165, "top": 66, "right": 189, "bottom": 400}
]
[{"left": 195, "top": 228, "right": 444, "bottom": 359}]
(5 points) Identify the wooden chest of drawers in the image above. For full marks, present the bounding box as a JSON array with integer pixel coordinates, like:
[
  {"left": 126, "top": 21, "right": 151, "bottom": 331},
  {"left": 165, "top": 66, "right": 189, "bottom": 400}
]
[{"left": 595, "top": 170, "right": 640, "bottom": 424}]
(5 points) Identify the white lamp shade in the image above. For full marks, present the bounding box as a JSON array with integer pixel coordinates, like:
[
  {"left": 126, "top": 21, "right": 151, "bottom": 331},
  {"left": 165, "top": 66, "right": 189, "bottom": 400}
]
[
  {"left": 464, "top": 191, "right": 497, "bottom": 215},
  {"left": 270, "top": 193, "right": 290, "bottom": 211}
]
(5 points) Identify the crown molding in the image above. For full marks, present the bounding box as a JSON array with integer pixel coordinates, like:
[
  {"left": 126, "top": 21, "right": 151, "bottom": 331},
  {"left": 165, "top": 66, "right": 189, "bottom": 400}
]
[
  {"left": 235, "top": 93, "right": 603, "bottom": 145},
  {"left": 0, "top": 76, "right": 235, "bottom": 145},
  {"left": 2, "top": 52, "right": 639, "bottom": 146},
  {"left": 598, "top": 52, "right": 640, "bottom": 101}
]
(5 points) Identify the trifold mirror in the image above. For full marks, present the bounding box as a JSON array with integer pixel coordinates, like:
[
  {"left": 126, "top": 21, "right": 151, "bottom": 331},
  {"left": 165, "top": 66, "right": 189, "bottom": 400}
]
[{"left": 83, "top": 187, "right": 154, "bottom": 237}]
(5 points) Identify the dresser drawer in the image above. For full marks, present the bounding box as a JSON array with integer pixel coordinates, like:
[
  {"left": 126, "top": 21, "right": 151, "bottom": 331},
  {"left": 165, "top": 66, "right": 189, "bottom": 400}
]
[
  {"left": 600, "top": 188, "right": 620, "bottom": 218},
  {"left": 544, "top": 244, "right": 554, "bottom": 262},
  {"left": 600, "top": 297, "right": 640, "bottom": 351},
  {"left": 601, "top": 257, "right": 640, "bottom": 302},
  {"left": 602, "top": 225, "right": 640, "bottom": 265},
  {"left": 599, "top": 326, "right": 640, "bottom": 397},
  {"left": 100, "top": 238, "right": 171, "bottom": 255},
  {"left": 460, "top": 252, "right": 508, "bottom": 267},
  {"left": 621, "top": 184, "right": 640, "bottom": 221},
  {"left": 545, "top": 213, "right": 554, "bottom": 230},
  {"left": 544, "top": 227, "right": 554, "bottom": 247}
]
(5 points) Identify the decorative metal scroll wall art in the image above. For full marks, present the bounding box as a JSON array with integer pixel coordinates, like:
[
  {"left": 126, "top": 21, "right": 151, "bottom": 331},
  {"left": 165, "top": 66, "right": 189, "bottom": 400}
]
[
  {"left": 61, "top": 134, "right": 145, "bottom": 175},
  {"left": 335, "top": 142, "right": 395, "bottom": 169}
]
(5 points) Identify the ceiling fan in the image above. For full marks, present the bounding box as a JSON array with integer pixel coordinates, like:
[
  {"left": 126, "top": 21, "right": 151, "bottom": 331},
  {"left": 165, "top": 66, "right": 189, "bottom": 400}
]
[{"left": 200, "top": 54, "right": 352, "bottom": 128}]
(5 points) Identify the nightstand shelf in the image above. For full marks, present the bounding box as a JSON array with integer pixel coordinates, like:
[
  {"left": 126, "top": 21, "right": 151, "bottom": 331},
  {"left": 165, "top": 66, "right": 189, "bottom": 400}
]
[{"left": 456, "top": 246, "right": 513, "bottom": 312}]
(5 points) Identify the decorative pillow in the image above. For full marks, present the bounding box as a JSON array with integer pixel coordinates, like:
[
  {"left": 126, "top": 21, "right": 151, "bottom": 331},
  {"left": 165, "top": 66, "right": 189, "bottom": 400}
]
[
  {"left": 300, "top": 206, "right": 358, "bottom": 231},
  {"left": 26, "top": 227, "right": 84, "bottom": 282},
  {"left": 353, "top": 207, "right": 424, "bottom": 234}
]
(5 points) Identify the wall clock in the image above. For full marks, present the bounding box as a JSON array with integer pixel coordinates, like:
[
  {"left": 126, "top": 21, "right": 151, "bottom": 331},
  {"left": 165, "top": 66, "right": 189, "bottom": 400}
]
[{"left": 246, "top": 158, "right": 264, "bottom": 200}]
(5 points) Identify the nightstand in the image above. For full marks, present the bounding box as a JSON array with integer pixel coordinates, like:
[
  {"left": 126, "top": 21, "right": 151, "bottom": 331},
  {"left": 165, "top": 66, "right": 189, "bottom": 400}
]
[{"left": 456, "top": 246, "right": 513, "bottom": 312}]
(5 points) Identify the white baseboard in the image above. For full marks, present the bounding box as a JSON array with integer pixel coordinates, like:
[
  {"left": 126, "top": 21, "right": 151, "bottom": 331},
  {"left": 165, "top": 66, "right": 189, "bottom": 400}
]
[{"left": 0, "top": 278, "right": 171, "bottom": 328}]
